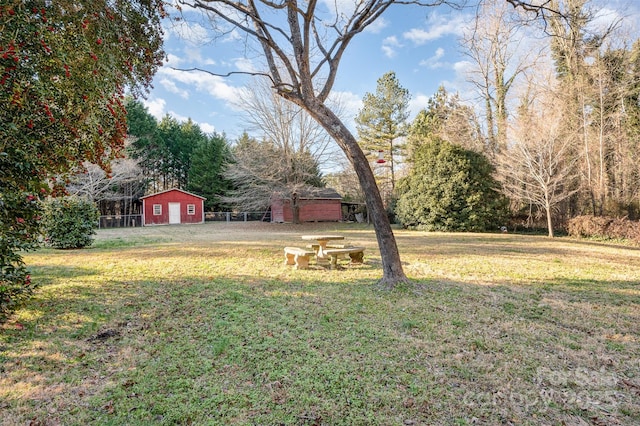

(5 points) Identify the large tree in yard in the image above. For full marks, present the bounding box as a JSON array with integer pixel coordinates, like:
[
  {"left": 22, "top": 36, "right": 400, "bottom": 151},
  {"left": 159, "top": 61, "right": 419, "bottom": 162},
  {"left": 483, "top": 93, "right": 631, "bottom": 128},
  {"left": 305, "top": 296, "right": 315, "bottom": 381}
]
[
  {"left": 173, "top": 0, "right": 562, "bottom": 288},
  {"left": 174, "top": 0, "right": 429, "bottom": 287},
  {"left": 1, "top": 1, "right": 165, "bottom": 317}
]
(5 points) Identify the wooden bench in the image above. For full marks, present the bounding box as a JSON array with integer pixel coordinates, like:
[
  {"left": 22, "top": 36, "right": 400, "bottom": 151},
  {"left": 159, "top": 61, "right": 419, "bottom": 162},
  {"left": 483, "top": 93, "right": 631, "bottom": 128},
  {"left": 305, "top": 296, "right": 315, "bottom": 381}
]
[
  {"left": 323, "top": 246, "right": 365, "bottom": 269},
  {"left": 283, "top": 247, "right": 316, "bottom": 270}
]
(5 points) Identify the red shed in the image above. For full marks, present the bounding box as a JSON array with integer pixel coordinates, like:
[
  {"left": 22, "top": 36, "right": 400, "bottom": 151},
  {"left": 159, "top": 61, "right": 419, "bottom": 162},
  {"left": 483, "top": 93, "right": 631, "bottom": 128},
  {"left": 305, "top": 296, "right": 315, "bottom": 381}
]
[
  {"left": 271, "top": 188, "right": 342, "bottom": 223},
  {"left": 141, "top": 188, "right": 206, "bottom": 226}
]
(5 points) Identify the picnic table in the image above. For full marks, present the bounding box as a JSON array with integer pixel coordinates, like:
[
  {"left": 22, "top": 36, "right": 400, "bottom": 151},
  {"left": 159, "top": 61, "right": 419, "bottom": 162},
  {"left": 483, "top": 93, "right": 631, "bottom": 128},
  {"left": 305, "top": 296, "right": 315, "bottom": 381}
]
[
  {"left": 301, "top": 234, "right": 344, "bottom": 263},
  {"left": 284, "top": 234, "right": 365, "bottom": 270}
]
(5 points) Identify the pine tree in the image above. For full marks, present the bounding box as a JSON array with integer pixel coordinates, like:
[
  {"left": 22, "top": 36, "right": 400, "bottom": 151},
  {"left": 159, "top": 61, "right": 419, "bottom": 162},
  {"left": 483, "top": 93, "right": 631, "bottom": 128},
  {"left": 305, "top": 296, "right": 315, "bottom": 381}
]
[{"left": 355, "top": 71, "right": 410, "bottom": 207}]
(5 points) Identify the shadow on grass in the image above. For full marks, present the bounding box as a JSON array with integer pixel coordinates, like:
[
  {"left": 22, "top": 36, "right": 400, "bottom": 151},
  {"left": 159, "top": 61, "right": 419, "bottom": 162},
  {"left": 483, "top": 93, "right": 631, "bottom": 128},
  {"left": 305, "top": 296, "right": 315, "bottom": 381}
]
[
  {"left": 26, "top": 264, "right": 101, "bottom": 286},
  {"left": 2, "top": 270, "right": 640, "bottom": 425}
]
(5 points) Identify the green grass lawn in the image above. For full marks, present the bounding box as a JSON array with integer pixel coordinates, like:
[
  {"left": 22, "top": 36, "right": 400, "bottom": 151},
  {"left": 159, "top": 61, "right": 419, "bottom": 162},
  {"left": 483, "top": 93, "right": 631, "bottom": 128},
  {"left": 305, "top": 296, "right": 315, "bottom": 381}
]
[{"left": 1, "top": 222, "right": 639, "bottom": 425}]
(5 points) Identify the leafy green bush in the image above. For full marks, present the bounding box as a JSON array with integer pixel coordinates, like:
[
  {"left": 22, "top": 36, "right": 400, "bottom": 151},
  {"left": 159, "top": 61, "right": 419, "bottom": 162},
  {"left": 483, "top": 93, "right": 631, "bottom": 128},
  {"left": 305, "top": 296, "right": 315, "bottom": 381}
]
[
  {"left": 42, "top": 197, "right": 99, "bottom": 249},
  {"left": 395, "top": 138, "right": 508, "bottom": 231},
  {"left": 1, "top": 191, "right": 42, "bottom": 321}
]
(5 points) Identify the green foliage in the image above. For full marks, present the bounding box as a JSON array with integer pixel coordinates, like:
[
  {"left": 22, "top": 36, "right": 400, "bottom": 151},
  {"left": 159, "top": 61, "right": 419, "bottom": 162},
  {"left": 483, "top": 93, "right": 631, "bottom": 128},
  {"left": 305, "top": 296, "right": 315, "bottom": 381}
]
[
  {"left": 0, "top": 190, "right": 42, "bottom": 321},
  {"left": 187, "top": 133, "right": 233, "bottom": 211},
  {"left": 127, "top": 101, "right": 211, "bottom": 193},
  {"left": 6, "top": 225, "right": 640, "bottom": 424},
  {"left": 356, "top": 71, "right": 410, "bottom": 153},
  {"left": 42, "top": 198, "right": 99, "bottom": 249},
  {"left": 396, "top": 137, "right": 508, "bottom": 231},
  {"left": 0, "top": 1, "right": 164, "bottom": 319},
  {"left": 1, "top": 2, "right": 165, "bottom": 183}
]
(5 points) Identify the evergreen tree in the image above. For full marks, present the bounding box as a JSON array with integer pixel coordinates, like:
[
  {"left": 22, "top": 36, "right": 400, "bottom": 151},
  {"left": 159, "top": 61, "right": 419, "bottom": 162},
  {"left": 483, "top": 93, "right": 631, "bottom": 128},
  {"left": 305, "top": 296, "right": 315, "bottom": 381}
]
[
  {"left": 127, "top": 104, "right": 206, "bottom": 193},
  {"left": 355, "top": 71, "right": 410, "bottom": 207},
  {"left": 187, "top": 133, "right": 233, "bottom": 211},
  {"left": 396, "top": 137, "right": 508, "bottom": 231},
  {"left": 126, "top": 99, "right": 161, "bottom": 190}
]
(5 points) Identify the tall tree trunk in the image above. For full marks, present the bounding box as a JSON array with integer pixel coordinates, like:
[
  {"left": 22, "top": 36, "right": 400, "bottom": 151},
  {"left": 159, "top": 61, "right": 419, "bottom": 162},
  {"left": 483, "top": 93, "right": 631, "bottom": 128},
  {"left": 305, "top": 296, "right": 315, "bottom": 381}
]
[
  {"left": 306, "top": 101, "right": 407, "bottom": 288},
  {"left": 545, "top": 196, "right": 555, "bottom": 238},
  {"left": 485, "top": 96, "right": 497, "bottom": 152},
  {"left": 292, "top": 193, "right": 301, "bottom": 224}
]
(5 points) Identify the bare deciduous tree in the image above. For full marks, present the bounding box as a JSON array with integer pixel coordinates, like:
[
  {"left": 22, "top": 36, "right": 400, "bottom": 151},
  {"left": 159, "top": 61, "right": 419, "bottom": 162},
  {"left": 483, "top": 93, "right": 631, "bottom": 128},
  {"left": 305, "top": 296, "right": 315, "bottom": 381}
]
[
  {"left": 233, "top": 78, "right": 342, "bottom": 174},
  {"left": 461, "top": 0, "right": 541, "bottom": 152},
  {"left": 224, "top": 79, "right": 337, "bottom": 223},
  {"left": 175, "top": 0, "right": 436, "bottom": 286},
  {"left": 498, "top": 85, "right": 580, "bottom": 237},
  {"left": 223, "top": 132, "right": 325, "bottom": 224},
  {"left": 67, "top": 157, "right": 146, "bottom": 222}
]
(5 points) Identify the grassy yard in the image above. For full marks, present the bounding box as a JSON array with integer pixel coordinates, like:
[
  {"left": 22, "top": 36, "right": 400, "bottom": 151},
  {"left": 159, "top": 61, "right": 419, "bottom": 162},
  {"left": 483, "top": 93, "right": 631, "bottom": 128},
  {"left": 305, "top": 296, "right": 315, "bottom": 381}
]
[{"left": 1, "top": 222, "right": 639, "bottom": 425}]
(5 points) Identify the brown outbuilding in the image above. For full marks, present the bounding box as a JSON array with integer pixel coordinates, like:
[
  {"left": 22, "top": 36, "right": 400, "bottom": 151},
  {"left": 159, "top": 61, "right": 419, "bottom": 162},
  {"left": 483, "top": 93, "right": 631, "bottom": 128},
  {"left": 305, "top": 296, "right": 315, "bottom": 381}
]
[{"left": 271, "top": 188, "right": 342, "bottom": 223}]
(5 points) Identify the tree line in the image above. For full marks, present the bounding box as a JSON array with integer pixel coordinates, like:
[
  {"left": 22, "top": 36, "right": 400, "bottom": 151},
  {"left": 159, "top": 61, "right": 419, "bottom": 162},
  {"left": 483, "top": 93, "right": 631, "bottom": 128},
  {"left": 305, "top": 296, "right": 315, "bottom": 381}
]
[
  {"left": 68, "top": 94, "right": 329, "bottom": 216},
  {"left": 74, "top": 0, "right": 640, "bottom": 238},
  {"left": 348, "top": 0, "right": 640, "bottom": 238}
]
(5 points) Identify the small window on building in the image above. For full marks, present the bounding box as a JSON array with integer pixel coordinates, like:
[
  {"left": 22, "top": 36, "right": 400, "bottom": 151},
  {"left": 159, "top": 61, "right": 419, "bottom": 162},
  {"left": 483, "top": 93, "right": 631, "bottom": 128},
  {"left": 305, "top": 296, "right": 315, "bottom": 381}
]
[
  {"left": 153, "top": 204, "right": 162, "bottom": 215},
  {"left": 187, "top": 204, "right": 196, "bottom": 215}
]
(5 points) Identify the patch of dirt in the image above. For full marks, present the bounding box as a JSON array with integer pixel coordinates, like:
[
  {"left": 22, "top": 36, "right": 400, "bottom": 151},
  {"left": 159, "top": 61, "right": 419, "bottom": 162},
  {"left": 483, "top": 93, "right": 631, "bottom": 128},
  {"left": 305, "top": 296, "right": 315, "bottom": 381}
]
[{"left": 86, "top": 329, "right": 120, "bottom": 342}]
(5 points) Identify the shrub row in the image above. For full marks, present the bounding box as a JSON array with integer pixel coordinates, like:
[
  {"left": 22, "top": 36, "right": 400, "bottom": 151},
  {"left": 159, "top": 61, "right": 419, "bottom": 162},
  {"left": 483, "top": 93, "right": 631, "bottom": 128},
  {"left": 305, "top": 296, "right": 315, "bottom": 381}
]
[{"left": 567, "top": 215, "right": 640, "bottom": 243}]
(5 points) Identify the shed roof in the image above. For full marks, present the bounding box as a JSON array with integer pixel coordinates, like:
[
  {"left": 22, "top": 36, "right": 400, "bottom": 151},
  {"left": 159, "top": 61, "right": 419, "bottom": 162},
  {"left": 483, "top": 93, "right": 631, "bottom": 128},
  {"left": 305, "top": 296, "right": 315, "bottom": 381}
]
[
  {"left": 294, "top": 188, "right": 342, "bottom": 200},
  {"left": 140, "top": 188, "right": 206, "bottom": 200}
]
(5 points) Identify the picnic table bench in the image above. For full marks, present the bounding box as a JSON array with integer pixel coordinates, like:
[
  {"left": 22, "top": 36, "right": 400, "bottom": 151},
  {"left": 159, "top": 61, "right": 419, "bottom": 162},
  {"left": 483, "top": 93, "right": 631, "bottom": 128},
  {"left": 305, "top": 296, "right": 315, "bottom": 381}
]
[
  {"left": 324, "top": 246, "right": 366, "bottom": 269},
  {"left": 283, "top": 246, "right": 315, "bottom": 270}
]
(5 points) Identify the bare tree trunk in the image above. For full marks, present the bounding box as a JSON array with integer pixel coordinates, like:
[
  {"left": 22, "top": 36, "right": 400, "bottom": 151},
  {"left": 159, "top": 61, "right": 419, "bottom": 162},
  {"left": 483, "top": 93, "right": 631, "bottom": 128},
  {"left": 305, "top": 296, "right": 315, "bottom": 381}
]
[
  {"left": 306, "top": 101, "right": 407, "bottom": 288},
  {"left": 292, "top": 193, "right": 300, "bottom": 225},
  {"left": 545, "top": 196, "right": 554, "bottom": 238},
  {"left": 580, "top": 89, "right": 597, "bottom": 215}
]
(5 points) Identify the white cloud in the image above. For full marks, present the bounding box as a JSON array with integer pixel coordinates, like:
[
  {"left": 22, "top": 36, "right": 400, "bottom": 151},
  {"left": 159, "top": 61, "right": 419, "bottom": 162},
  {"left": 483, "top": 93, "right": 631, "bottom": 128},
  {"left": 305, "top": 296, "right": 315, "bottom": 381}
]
[
  {"left": 166, "top": 21, "right": 211, "bottom": 46},
  {"left": 223, "top": 29, "right": 244, "bottom": 43},
  {"left": 167, "top": 110, "right": 190, "bottom": 122},
  {"left": 234, "top": 58, "right": 257, "bottom": 73},
  {"left": 183, "top": 47, "right": 210, "bottom": 64},
  {"left": 199, "top": 122, "right": 217, "bottom": 134},
  {"left": 159, "top": 78, "right": 190, "bottom": 99},
  {"left": 408, "top": 93, "right": 430, "bottom": 118},
  {"left": 143, "top": 98, "right": 167, "bottom": 120},
  {"left": 157, "top": 67, "right": 243, "bottom": 104},
  {"left": 365, "top": 17, "right": 389, "bottom": 34},
  {"left": 328, "top": 90, "right": 362, "bottom": 133},
  {"left": 403, "top": 13, "right": 469, "bottom": 45},
  {"left": 319, "top": 0, "right": 358, "bottom": 20},
  {"left": 453, "top": 59, "right": 473, "bottom": 74},
  {"left": 381, "top": 36, "right": 402, "bottom": 58},
  {"left": 419, "top": 47, "right": 446, "bottom": 69},
  {"left": 165, "top": 53, "right": 184, "bottom": 67},
  {"left": 166, "top": 110, "right": 217, "bottom": 135}
]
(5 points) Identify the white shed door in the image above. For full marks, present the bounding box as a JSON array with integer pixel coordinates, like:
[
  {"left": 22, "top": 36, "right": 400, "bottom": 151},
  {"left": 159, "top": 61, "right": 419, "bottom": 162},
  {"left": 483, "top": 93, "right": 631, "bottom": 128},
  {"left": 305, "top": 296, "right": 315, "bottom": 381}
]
[{"left": 168, "top": 203, "right": 181, "bottom": 224}]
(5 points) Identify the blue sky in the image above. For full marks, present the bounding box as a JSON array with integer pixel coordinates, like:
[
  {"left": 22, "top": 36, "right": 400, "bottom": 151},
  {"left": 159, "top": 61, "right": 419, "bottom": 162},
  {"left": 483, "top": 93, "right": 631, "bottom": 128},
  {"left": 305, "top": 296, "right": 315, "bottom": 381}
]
[
  {"left": 141, "top": 3, "right": 476, "bottom": 140},
  {"left": 141, "top": 1, "right": 639, "bottom": 142}
]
